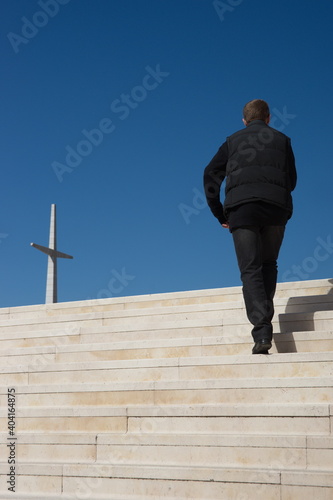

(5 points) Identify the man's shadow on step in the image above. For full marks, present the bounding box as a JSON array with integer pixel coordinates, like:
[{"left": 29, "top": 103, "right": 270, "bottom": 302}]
[{"left": 275, "top": 279, "right": 333, "bottom": 353}]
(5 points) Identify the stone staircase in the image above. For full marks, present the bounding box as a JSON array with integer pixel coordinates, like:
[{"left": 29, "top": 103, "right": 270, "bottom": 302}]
[{"left": 0, "top": 278, "right": 332, "bottom": 500}]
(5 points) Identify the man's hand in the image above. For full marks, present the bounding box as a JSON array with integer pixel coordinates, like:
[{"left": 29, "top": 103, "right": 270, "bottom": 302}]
[{"left": 222, "top": 222, "right": 229, "bottom": 229}]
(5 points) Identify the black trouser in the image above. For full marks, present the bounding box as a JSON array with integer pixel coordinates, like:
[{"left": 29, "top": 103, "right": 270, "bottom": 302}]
[{"left": 232, "top": 225, "right": 285, "bottom": 342}]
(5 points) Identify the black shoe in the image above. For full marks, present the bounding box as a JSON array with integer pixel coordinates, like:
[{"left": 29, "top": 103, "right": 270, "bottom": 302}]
[{"left": 252, "top": 338, "right": 272, "bottom": 355}]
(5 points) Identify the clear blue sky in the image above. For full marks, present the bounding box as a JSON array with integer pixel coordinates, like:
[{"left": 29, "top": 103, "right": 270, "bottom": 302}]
[{"left": 1, "top": 0, "right": 332, "bottom": 307}]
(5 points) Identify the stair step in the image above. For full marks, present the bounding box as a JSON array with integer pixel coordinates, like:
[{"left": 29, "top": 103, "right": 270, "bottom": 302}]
[
  {"left": 5, "top": 433, "right": 332, "bottom": 469},
  {"left": 0, "top": 282, "right": 332, "bottom": 336},
  {"left": 0, "top": 404, "right": 331, "bottom": 435},
  {"left": 0, "top": 462, "right": 332, "bottom": 499},
  {"left": 0, "top": 331, "right": 333, "bottom": 367},
  {"left": 2, "top": 376, "right": 333, "bottom": 408},
  {"left": 1, "top": 441, "right": 331, "bottom": 471},
  {"left": 1, "top": 294, "right": 332, "bottom": 327},
  {"left": 1, "top": 351, "right": 332, "bottom": 387},
  {"left": 3, "top": 431, "right": 330, "bottom": 447},
  {"left": 0, "top": 327, "right": 332, "bottom": 357},
  {"left": 1, "top": 277, "right": 331, "bottom": 319},
  {"left": 96, "top": 434, "right": 332, "bottom": 471},
  {"left": 0, "top": 309, "right": 332, "bottom": 347},
  {"left": 126, "top": 404, "right": 332, "bottom": 436}
]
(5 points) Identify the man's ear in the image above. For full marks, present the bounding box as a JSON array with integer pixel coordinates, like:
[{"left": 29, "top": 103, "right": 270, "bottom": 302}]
[
  {"left": 265, "top": 115, "right": 271, "bottom": 124},
  {"left": 242, "top": 118, "right": 248, "bottom": 126}
]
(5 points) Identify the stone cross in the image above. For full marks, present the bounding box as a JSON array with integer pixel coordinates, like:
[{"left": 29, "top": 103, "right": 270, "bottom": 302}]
[{"left": 31, "top": 204, "right": 73, "bottom": 303}]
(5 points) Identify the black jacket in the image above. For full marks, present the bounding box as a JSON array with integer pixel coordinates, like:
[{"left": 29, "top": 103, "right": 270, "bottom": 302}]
[{"left": 203, "top": 120, "right": 297, "bottom": 224}]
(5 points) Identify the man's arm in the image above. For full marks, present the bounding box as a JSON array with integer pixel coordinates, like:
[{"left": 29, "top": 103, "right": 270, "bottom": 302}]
[{"left": 203, "top": 141, "right": 228, "bottom": 225}]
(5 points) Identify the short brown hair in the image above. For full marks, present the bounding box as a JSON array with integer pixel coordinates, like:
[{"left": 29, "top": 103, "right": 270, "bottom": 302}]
[{"left": 243, "top": 99, "right": 270, "bottom": 123}]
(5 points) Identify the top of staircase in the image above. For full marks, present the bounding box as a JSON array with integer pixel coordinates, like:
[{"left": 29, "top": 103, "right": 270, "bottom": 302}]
[{"left": 0, "top": 278, "right": 332, "bottom": 319}]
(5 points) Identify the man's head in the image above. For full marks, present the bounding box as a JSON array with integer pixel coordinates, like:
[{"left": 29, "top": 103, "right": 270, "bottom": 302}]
[{"left": 242, "top": 99, "right": 270, "bottom": 126}]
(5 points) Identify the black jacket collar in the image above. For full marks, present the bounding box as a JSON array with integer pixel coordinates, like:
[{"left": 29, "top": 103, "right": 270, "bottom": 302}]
[{"left": 246, "top": 120, "right": 267, "bottom": 127}]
